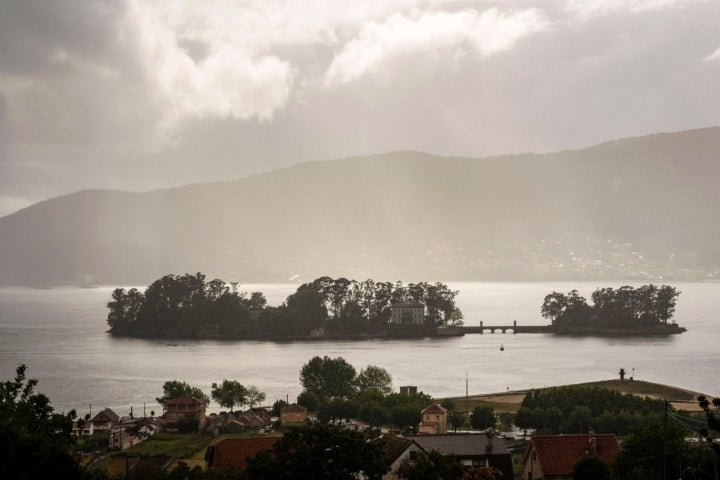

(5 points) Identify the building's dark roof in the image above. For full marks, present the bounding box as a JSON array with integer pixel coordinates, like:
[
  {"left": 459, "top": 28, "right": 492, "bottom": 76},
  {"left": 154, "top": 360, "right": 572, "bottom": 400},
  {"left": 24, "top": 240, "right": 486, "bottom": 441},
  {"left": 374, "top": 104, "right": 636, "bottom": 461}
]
[
  {"left": 91, "top": 408, "right": 120, "bottom": 424},
  {"left": 167, "top": 395, "right": 206, "bottom": 406},
  {"left": 207, "top": 437, "right": 279, "bottom": 469},
  {"left": 421, "top": 403, "right": 448, "bottom": 415},
  {"left": 407, "top": 433, "right": 510, "bottom": 457},
  {"left": 281, "top": 403, "right": 307, "bottom": 413},
  {"left": 526, "top": 434, "right": 620, "bottom": 477},
  {"left": 376, "top": 435, "right": 417, "bottom": 464}
]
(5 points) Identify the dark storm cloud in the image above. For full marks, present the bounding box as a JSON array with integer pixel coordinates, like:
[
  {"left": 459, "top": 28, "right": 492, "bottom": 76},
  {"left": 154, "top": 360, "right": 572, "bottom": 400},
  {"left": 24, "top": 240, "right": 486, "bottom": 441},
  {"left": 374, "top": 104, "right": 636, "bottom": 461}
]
[
  {"left": 0, "top": 0, "right": 126, "bottom": 74},
  {"left": 0, "top": 0, "right": 719, "bottom": 217}
]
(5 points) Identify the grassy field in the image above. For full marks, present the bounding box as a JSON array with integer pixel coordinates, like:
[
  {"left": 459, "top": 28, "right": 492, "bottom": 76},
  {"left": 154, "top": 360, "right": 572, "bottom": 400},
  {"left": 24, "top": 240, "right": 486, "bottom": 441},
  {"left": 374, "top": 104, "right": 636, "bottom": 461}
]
[
  {"left": 117, "top": 432, "right": 214, "bottom": 459},
  {"left": 442, "top": 378, "right": 708, "bottom": 414}
]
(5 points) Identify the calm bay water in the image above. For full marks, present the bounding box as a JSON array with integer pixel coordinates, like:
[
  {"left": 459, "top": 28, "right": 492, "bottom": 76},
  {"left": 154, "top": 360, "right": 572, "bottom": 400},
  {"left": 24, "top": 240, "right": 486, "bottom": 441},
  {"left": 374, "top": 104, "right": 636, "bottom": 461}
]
[{"left": 0, "top": 281, "right": 717, "bottom": 417}]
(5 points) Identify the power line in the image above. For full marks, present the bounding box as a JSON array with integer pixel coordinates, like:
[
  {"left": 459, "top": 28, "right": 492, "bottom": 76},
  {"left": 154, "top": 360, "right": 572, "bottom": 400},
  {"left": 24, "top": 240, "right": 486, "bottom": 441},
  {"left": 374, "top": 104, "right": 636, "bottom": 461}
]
[{"left": 666, "top": 410, "right": 709, "bottom": 435}]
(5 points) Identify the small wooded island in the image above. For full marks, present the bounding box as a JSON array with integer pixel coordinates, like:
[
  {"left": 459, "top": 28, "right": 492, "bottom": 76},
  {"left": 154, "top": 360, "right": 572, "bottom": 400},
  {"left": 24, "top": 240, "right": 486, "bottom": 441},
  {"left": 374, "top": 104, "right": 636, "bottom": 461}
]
[
  {"left": 106, "top": 274, "right": 685, "bottom": 339},
  {"left": 106, "top": 273, "right": 464, "bottom": 339},
  {"left": 540, "top": 284, "right": 685, "bottom": 335}
]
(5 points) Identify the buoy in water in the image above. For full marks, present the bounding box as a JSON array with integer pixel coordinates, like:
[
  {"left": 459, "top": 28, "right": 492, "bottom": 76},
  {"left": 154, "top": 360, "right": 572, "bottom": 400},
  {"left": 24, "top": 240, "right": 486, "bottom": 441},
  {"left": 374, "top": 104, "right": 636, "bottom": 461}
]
[{"left": 500, "top": 344, "right": 504, "bottom": 351}]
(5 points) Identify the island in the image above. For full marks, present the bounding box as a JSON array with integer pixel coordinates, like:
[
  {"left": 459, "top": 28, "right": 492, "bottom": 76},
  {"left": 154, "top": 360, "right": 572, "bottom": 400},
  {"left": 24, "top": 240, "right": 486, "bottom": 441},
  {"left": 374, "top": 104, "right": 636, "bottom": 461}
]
[
  {"left": 106, "top": 273, "right": 464, "bottom": 340},
  {"left": 106, "top": 275, "right": 685, "bottom": 340},
  {"left": 539, "top": 284, "right": 685, "bottom": 335}
]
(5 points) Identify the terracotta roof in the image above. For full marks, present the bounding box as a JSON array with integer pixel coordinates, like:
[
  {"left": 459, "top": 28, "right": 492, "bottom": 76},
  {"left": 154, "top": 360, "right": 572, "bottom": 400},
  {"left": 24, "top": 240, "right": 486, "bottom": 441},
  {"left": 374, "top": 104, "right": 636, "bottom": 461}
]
[
  {"left": 527, "top": 434, "right": 620, "bottom": 477},
  {"left": 207, "top": 437, "right": 279, "bottom": 470},
  {"left": 407, "top": 433, "right": 509, "bottom": 457},
  {"left": 421, "top": 403, "right": 447, "bottom": 415}
]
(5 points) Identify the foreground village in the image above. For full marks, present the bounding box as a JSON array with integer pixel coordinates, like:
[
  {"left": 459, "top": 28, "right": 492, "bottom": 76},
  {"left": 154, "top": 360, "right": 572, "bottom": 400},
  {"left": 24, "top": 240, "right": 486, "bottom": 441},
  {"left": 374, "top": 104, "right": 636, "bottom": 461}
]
[
  {"left": 5, "top": 295, "right": 717, "bottom": 479},
  {"left": 78, "top": 385, "right": 629, "bottom": 480}
]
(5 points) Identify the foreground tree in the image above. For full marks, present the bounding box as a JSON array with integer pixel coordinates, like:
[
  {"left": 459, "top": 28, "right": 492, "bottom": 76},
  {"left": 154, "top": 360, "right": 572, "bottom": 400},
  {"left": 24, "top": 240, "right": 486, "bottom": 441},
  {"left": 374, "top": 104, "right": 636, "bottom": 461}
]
[
  {"left": 356, "top": 365, "right": 393, "bottom": 395},
  {"left": 470, "top": 406, "right": 496, "bottom": 430},
  {"left": 613, "top": 415, "right": 713, "bottom": 480},
  {"left": 211, "top": 380, "right": 248, "bottom": 412},
  {"left": 399, "top": 449, "right": 464, "bottom": 480},
  {"left": 243, "top": 423, "right": 388, "bottom": 479},
  {"left": 246, "top": 385, "right": 266, "bottom": 409},
  {"left": 448, "top": 409, "right": 467, "bottom": 432},
  {"left": 697, "top": 395, "right": 720, "bottom": 472},
  {"left": 156, "top": 380, "right": 210, "bottom": 408},
  {"left": 299, "top": 355, "right": 357, "bottom": 400},
  {"left": 0, "top": 365, "right": 85, "bottom": 479},
  {"left": 463, "top": 467, "right": 503, "bottom": 480},
  {"left": 573, "top": 456, "right": 611, "bottom": 480}
]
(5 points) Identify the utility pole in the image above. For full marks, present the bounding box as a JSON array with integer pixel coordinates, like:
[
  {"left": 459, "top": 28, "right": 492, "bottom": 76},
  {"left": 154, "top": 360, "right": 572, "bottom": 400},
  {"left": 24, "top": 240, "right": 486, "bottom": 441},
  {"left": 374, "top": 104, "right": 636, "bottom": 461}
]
[
  {"left": 465, "top": 372, "right": 469, "bottom": 414},
  {"left": 663, "top": 400, "right": 668, "bottom": 480}
]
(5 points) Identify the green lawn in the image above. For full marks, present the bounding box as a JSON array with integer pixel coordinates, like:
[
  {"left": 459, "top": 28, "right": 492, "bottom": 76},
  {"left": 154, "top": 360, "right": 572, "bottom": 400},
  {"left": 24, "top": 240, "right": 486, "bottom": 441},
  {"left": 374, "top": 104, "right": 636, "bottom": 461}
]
[{"left": 118, "top": 432, "right": 214, "bottom": 459}]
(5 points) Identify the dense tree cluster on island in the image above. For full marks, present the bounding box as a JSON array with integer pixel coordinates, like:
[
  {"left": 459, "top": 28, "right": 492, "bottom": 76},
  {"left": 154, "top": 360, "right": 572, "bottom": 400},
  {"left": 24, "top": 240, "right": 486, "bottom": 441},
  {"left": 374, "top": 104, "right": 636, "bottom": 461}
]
[
  {"left": 106, "top": 273, "right": 463, "bottom": 339},
  {"left": 540, "top": 284, "right": 681, "bottom": 330}
]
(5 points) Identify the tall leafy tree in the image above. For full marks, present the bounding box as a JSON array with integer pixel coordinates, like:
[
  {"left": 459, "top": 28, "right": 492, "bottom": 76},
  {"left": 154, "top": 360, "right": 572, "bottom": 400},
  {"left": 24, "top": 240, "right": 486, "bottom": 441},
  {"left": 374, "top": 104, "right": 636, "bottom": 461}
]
[
  {"left": 541, "top": 291, "right": 567, "bottom": 324},
  {"left": 356, "top": 365, "right": 393, "bottom": 395},
  {"left": 299, "top": 356, "right": 357, "bottom": 400},
  {"left": 284, "top": 283, "right": 328, "bottom": 335},
  {"left": 391, "top": 404, "right": 423, "bottom": 432},
  {"left": 613, "top": 416, "right": 702, "bottom": 480},
  {"left": 106, "top": 287, "right": 144, "bottom": 334},
  {"left": 448, "top": 410, "right": 467, "bottom": 432},
  {"left": 211, "top": 380, "right": 248, "bottom": 412},
  {"left": 655, "top": 285, "right": 680, "bottom": 324},
  {"left": 0, "top": 365, "right": 84, "bottom": 479},
  {"left": 398, "top": 449, "right": 464, "bottom": 480},
  {"left": 243, "top": 423, "right": 388, "bottom": 480},
  {"left": 248, "top": 292, "right": 267, "bottom": 310},
  {"left": 246, "top": 385, "right": 266, "bottom": 409},
  {"left": 156, "top": 380, "right": 209, "bottom": 408},
  {"left": 697, "top": 394, "right": 720, "bottom": 465},
  {"left": 470, "top": 406, "right": 495, "bottom": 429},
  {"left": 573, "top": 456, "right": 611, "bottom": 480}
]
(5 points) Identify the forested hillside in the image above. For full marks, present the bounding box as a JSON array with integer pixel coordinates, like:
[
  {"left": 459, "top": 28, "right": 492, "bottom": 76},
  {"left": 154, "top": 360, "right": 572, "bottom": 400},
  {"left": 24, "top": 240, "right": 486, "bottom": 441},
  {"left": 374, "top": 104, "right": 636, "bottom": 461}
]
[{"left": 1, "top": 127, "right": 719, "bottom": 286}]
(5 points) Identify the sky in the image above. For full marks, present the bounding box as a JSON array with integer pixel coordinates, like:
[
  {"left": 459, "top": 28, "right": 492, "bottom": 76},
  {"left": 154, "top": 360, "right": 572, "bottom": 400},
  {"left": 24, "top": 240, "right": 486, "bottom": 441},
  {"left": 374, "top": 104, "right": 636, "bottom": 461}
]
[{"left": 1, "top": 0, "right": 719, "bottom": 216}]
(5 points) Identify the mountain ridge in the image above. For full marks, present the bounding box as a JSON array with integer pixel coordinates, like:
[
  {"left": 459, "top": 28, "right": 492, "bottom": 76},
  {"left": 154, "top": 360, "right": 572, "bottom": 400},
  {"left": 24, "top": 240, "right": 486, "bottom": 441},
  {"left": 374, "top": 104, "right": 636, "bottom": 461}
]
[{"left": 1, "top": 126, "right": 719, "bottom": 287}]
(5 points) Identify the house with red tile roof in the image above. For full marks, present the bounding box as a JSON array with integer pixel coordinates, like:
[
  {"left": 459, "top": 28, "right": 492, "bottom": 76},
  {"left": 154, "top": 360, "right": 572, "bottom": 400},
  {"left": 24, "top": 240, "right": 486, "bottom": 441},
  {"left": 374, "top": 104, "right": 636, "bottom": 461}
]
[
  {"left": 407, "top": 431, "right": 514, "bottom": 480},
  {"left": 418, "top": 403, "right": 448, "bottom": 434},
  {"left": 205, "top": 437, "right": 279, "bottom": 470},
  {"left": 520, "top": 433, "right": 620, "bottom": 479}
]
